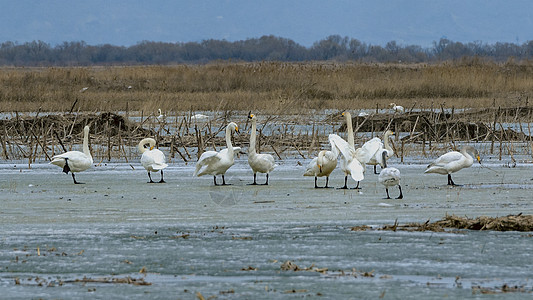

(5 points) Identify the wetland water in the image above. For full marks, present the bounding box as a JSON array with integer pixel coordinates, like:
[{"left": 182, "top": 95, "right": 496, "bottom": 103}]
[{"left": 1, "top": 159, "right": 532, "bottom": 299}]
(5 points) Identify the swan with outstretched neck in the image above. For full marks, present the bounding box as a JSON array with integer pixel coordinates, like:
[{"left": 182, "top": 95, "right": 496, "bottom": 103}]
[
  {"left": 329, "top": 112, "right": 380, "bottom": 189},
  {"left": 138, "top": 138, "right": 168, "bottom": 183},
  {"left": 247, "top": 114, "right": 276, "bottom": 185},
  {"left": 425, "top": 145, "right": 481, "bottom": 186},
  {"left": 194, "top": 122, "right": 240, "bottom": 185},
  {"left": 50, "top": 125, "right": 93, "bottom": 184}
]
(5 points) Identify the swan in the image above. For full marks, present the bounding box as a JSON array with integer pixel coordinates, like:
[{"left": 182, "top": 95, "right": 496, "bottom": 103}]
[
  {"left": 247, "top": 114, "right": 276, "bottom": 185},
  {"left": 79, "top": 87, "right": 89, "bottom": 93},
  {"left": 424, "top": 145, "right": 481, "bottom": 186},
  {"left": 138, "top": 138, "right": 168, "bottom": 183},
  {"left": 389, "top": 103, "right": 405, "bottom": 113},
  {"left": 378, "top": 151, "right": 403, "bottom": 199},
  {"left": 358, "top": 111, "right": 369, "bottom": 117},
  {"left": 50, "top": 125, "right": 93, "bottom": 184},
  {"left": 367, "top": 130, "right": 394, "bottom": 174},
  {"left": 328, "top": 111, "right": 365, "bottom": 189},
  {"left": 193, "top": 122, "right": 240, "bottom": 185},
  {"left": 191, "top": 113, "right": 209, "bottom": 122},
  {"left": 303, "top": 145, "right": 338, "bottom": 188},
  {"left": 156, "top": 109, "right": 164, "bottom": 120}
]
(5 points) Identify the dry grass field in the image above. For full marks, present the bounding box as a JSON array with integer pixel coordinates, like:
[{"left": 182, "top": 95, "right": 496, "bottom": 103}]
[{"left": 2, "top": 60, "right": 533, "bottom": 113}]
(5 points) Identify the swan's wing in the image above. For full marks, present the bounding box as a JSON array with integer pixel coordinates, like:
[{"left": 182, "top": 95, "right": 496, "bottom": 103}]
[
  {"left": 347, "top": 159, "right": 364, "bottom": 181},
  {"left": 194, "top": 151, "right": 220, "bottom": 176},
  {"left": 379, "top": 167, "right": 401, "bottom": 185},
  {"left": 219, "top": 147, "right": 241, "bottom": 156},
  {"left": 250, "top": 153, "right": 276, "bottom": 172},
  {"left": 141, "top": 149, "right": 168, "bottom": 170},
  {"left": 356, "top": 138, "right": 382, "bottom": 164},
  {"left": 328, "top": 134, "right": 353, "bottom": 161},
  {"left": 427, "top": 151, "right": 462, "bottom": 168},
  {"left": 324, "top": 150, "right": 338, "bottom": 161},
  {"left": 51, "top": 151, "right": 92, "bottom": 172},
  {"left": 304, "top": 157, "right": 319, "bottom": 176}
]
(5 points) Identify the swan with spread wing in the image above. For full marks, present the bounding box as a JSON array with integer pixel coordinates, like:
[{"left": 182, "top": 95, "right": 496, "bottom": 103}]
[{"left": 193, "top": 122, "right": 240, "bottom": 185}]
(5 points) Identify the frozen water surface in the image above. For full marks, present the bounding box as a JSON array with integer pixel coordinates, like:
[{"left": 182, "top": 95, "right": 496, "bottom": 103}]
[{"left": 1, "top": 159, "right": 532, "bottom": 299}]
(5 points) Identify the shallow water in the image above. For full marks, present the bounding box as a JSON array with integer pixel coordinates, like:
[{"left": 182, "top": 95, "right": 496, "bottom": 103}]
[{"left": 1, "top": 160, "right": 532, "bottom": 299}]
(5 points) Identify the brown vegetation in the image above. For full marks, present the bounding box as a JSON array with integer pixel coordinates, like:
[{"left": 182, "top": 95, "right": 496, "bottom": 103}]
[
  {"left": 2, "top": 61, "right": 533, "bottom": 113},
  {"left": 350, "top": 214, "right": 533, "bottom": 232}
]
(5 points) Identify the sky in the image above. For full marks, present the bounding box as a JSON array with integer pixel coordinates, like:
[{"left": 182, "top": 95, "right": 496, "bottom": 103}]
[{"left": 1, "top": 0, "right": 532, "bottom": 48}]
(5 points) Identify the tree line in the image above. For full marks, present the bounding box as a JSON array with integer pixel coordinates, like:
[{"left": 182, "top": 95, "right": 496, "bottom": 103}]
[{"left": 1, "top": 35, "right": 533, "bottom": 66}]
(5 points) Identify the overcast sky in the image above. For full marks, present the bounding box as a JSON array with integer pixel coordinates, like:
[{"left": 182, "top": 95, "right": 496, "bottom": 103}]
[{"left": 1, "top": 0, "right": 532, "bottom": 48}]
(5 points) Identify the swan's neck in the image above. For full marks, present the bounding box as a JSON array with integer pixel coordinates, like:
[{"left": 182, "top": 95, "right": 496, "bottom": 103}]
[
  {"left": 138, "top": 143, "right": 146, "bottom": 154},
  {"left": 82, "top": 128, "right": 91, "bottom": 157},
  {"left": 383, "top": 132, "right": 392, "bottom": 151},
  {"left": 330, "top": 140, "right": 339, "bottom": 157},
  {"left": 346, "top": 114, "right": 354, "bottom": 148},
  {"left": 225, "top": 126, "right": 234, "bottom": 154},
  {"left": 461, "top": 148, "right": 473, "bottom": 162},
  {"left": 249, "top": 119, "right": 257, "bottom": 155}
]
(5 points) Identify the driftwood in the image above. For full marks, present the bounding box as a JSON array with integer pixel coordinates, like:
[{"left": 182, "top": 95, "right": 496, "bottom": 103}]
[{"left": 339, "top": 107, "right": 532, "bottom": 142}]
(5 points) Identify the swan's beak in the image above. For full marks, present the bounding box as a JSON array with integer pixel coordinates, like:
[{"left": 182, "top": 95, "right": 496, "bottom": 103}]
[
  {"left": 248, "top": 114, "right": 254, "bottom": 119},
  {"left": 477, "top": 155, "right": 481, "bottom": 164},
  {"left": 150, "top": 146, "right": 154, "bottom": 150},
  {"left": 235, "top": 126, "right": 239, "bottom": 134},
  {"left": 341, "top": 112, "right": 345, "bottom": 116},
  {"left": 318, "top": 164, "right": 322, "bottom": 173}
]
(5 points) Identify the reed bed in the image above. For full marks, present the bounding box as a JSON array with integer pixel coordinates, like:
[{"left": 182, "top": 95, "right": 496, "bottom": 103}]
[{"left": 2, "top": 61, "right": 533, "bottom": 113}]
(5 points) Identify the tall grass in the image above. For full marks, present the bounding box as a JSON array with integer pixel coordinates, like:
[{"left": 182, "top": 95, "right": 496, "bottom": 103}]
[{"left": 1, "top": 61, "right": 533, "bottom": 113}]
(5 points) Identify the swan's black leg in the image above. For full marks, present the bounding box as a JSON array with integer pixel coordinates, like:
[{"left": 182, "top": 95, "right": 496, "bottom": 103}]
[
  {"left": 396, "top": 185, "right": 403, "bottom": 199},
  {"left": 213, "top": 176, "right": 219, "bottom": 186},
  {"left": 374, "top": 165, "right": 378, "bottom": 174},
  {"left": 72, "top": 173, "right": 83, "bottom": 184},
  {"left": 63, "top": 158, "right": 71, "bottom": 174},
  {"left": 249, "top": 173, "right": 258, "bottom": 185},
  {"left": 262, "top": 173, "right": 269, "bottom": 185},
  {"left": 314, "top": 176, "right": 319, "bottom": 188},
  {"left": 148, "top": 172, "right": 155, "bottom": 183},
  {"left": 158, "top": 170, "right": 166, "bottom": 183},
  {"left": 384, "top": 188, "right": 391, "bottom": 199},
  {"left": 353, "top": 181, "right": 361, "bottom": 190},
  {"left": 338, "top": 176, "right": 348, "bottom": 189},
  {"left": 221, "top": 175, "right": 231, "bottom": 185},
  {"left": 324, "top": 177, "right": 333, "bottom": 188},
  {"left": 448, "top": 174, "right": 461, "bottom": 186}
]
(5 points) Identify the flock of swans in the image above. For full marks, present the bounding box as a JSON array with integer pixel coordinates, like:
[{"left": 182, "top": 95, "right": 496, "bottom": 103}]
[{"left": 49, "top": 112, "right": 482, "bottom": 199}]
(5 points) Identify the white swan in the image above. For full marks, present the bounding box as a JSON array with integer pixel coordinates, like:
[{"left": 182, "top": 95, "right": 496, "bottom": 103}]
[
  {"left": 358, "top": 111, "right": 369, "bottom": 117},
  {"left": 303, "top": 151, "right": 338, "bottom": 188},
  {"left": 191, "top": 113, "right": 209, "bottom": 122},
  {"left": 424, "top": 145, "right": 481, "bottom": 186},
  {"left": 328, "top": 112, "right": 365, "bottom": 189},
  {"left": 389, "top": 103, "right": 405, "bottom": 113},
  {"left": 138, "top": 138, "right": 168, "bottom": 183},
  {"left": 367, "top": 130, "right": 394, "bottom": 174},
  {"left": 193, "top": 122, "right": 240, "bottom": 185},
  {"left": 50, "top": 125, "right": 93, "bottom": 184},
  {"left": 247, "top": 114, "right": 276, "bottom": 185},
  {"left": 304, "top": 136, "right": 339, "bottom": 188},
  {"left": 378, "top": 151, "right": 403, "bottom": 199},
  {"left": 156, "top": 109, "right": 164, "bottom": 120}
]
